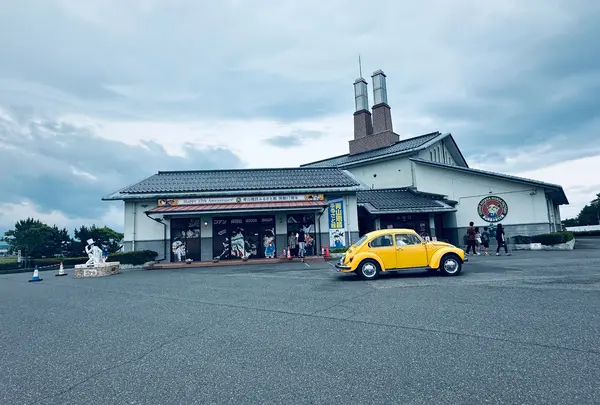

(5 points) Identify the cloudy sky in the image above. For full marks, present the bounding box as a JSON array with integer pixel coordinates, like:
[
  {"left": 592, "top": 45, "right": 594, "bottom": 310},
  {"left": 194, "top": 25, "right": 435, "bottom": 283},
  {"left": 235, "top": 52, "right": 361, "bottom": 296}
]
[{"left": 1, "top": 0, "right": 599, "bottom": 234}]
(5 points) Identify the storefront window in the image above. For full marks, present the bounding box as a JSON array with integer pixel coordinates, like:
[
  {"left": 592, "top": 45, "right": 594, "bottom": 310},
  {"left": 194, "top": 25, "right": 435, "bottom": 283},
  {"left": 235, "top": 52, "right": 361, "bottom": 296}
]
[
  {"left": 286, "top": 214, "right": 316, "bottom": 256},
  {"left": 170, "top": 218, "right": 201, "bottom": 262},
  {"left": 212, "top": 216, "right": 276, "bottom": 260}
]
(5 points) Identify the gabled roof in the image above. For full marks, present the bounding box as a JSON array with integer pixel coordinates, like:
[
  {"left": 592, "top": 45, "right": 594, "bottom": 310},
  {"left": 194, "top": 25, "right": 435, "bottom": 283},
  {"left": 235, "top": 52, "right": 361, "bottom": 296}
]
[
  {"left": 357, "top": 188, "right": 456, "bottom": 214},
  {"left": 103, "top": 167, "right": 366, "bottom": 201},
  {"left": 301, "top": 131, "right": 444, "bottom": 168},
  {"left": 410, "top": 158, "right": 569, "bottom": 205}
]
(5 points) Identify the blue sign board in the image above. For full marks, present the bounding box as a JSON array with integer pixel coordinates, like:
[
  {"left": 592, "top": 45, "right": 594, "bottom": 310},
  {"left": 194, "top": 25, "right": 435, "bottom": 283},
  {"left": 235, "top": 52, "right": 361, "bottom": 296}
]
[{"left": 328, "top": 199, "right": 345, "bottom": 229}]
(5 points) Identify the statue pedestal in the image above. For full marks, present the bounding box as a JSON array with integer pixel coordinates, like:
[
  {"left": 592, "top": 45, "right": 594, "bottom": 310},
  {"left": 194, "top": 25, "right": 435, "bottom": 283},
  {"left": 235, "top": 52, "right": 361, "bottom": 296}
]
[{"left": 74, "top": 262, "right": 121, "bottom": 278}]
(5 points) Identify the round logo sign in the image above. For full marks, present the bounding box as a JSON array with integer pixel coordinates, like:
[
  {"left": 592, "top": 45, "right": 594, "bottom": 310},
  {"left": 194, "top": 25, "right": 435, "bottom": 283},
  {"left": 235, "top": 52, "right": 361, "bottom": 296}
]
[{"left": 477, "top": 196, "right": 508, "bottom": 223}]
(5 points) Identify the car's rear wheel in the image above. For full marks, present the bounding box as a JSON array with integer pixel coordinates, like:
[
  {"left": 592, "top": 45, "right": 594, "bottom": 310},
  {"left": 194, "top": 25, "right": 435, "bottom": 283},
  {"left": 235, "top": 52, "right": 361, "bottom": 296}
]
[
  {"left": 357, "top": 259, "right": 379, "bottom": 280},
  {"left": 439, "top": 254, "right": 462, "bottom": 276}
]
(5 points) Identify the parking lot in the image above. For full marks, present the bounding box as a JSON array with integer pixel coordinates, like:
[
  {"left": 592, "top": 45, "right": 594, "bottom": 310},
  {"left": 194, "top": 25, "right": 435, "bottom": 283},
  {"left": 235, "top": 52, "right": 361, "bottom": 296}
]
[{"left": 2, "top": 245, "right": 600, "bottom": 404}]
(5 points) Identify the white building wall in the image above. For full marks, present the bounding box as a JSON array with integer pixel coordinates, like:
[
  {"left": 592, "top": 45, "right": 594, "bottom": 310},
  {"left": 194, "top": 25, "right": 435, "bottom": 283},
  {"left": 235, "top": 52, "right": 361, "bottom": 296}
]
[
  {"left": 123, "top": 199, "right": 169, "bottom": 253},
  {"left": 413, "top": 164, "right": 551, "bottom": 234},
  {"left": 346, "top": 159, "right": 413, "bottom": 189}
]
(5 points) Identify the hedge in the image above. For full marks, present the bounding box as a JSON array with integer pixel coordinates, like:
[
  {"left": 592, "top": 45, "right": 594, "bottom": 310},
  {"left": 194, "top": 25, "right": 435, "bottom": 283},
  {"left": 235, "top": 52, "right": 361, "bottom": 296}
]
[
  {"left": 572, "top": 230, "right": 600, "bottom": 237},
  {"left": 330, "top": 247, "right": 349, "bottom": 253},
  {"left": 0, "top": 250, "right": 158, "bottom": 271},
  {"left": 511, "top": 232, "right": 574, "bottom": 246}
]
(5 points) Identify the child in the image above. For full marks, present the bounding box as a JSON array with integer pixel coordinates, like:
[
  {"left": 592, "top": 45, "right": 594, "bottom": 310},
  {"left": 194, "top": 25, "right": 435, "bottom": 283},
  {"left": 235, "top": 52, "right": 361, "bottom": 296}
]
[
  {"left": 481, "top": 227, "right": 491, "bottom": 255},
  {"left": 474, "top": 227, "right": 482, "bottom": 255}
]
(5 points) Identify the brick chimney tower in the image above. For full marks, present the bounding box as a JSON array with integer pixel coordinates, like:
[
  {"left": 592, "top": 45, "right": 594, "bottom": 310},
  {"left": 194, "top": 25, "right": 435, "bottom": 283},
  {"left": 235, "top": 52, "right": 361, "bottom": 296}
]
[
  {"left": 349, "top": 69, "right": 399, "bottom": 155},
  {"left": 371, "top": 69, "right": 393, "bottom": 133},
  {"left": 352, "top": 78, "right": 373, "bottom": 141}
]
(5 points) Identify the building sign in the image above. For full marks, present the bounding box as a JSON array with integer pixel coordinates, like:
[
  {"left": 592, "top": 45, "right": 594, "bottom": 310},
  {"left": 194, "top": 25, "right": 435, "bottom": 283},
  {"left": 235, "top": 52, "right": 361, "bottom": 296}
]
[
  {"left": 158, "top": 194, "right": 324, "bottom": 207},
  {"left": 328, "top": 199, "right": 345, "bottom": 229},
  {"left": 477, "top": 196, "right": 508, "bottom": 223},
  {"left": 328, "top": 198, "right": 346, "bottom": 248}
]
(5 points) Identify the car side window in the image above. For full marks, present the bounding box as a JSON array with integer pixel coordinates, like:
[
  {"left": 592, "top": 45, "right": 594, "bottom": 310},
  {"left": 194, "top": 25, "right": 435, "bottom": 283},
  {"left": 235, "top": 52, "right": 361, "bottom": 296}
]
[
  {"left": 396, "top": 234, "right": 421, "bottom": 246},
  {"left": 370, "top": 235, "right": 394, "bottom": 248}
]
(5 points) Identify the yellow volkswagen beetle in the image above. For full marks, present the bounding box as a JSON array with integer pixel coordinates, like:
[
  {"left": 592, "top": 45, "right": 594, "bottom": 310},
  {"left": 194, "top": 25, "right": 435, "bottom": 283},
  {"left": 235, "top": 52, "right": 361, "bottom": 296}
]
[{"left": 334, "top": 228, "right": 465, "bottom": 280}]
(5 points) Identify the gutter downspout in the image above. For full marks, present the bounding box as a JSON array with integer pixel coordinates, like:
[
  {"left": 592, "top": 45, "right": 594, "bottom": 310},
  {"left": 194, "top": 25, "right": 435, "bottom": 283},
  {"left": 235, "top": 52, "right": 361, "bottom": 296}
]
[
  {"left": 145, "top": 211, "right": 168, "bottom": 262},
  {"left": 316, "top": 207, "right": 327, "bottom": 256},
  {"left": 132, "top": 203, "right": 136, "bottom": 252}
]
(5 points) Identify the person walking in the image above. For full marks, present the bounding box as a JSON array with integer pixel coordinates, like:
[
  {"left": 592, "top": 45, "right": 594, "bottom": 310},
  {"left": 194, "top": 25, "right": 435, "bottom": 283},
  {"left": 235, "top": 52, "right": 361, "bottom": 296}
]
[
  {"left": 481, "top": 227, "right": 491, "bottom": 255},
  {"left": 466, "top": 222, "right": 479, "bottom": 255},
  {"left": 288, "top": 231, "right": 297, "bottom": 257},
  {"left": 297, "top": 228, "right": 306, "bottom": 259},
  {"left": 495, "top": 223, "right": 511, "bottom": 256},
  {"left": 475, "top": 227, "right": 482, "bottom": 254}
]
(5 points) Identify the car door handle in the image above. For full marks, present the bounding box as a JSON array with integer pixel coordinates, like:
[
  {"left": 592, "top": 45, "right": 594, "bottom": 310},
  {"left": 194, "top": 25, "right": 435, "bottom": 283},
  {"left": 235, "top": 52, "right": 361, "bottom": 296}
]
[{"left": 396, "top": 247, "right": 403, "bottom": 251}]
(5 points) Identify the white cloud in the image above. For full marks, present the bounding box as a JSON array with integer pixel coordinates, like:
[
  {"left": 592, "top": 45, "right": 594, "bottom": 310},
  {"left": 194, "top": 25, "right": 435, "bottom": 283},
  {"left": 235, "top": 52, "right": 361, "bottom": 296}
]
[
  {"left": 0, "top": 200, "right": 124, "bottom": 234},
  {"left": 515, "top": 154, "right": 600, "bottom": 219},
  {"left": 1, "top": 0, "right": 599, "bottom": 229}
]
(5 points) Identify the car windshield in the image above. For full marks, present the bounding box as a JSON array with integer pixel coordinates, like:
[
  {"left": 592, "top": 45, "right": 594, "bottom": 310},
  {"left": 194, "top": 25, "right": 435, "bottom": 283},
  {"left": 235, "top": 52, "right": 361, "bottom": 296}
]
[{"left": 351, "top": 234, "right": 368, "bottom": 247}]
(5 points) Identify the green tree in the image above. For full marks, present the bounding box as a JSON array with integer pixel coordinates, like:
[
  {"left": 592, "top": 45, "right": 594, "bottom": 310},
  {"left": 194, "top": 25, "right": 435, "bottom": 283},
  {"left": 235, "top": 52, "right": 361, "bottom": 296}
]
[
  {"left": 70, "top": 225, "right": 123, "bottom": 256},
  {"left": 1, "top": 218, "right": 71, "bottom": 258},
  {"left": 580, "top": 193, "right": 600, "bottom": 225},
  {"left": 562, "top": 217, "right": 579, "bottom": 227},
  {"left": 567, "top": 193, "right": 600, "bottom": 226}
]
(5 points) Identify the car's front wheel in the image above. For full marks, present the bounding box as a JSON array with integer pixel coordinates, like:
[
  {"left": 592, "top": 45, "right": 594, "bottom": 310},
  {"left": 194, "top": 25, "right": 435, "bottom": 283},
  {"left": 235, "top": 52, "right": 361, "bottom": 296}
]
[
  {"left": 357, "top": 259, "right": 379, "bottom": 280},
  {"left": 439, "top": 254, "right": 462, "bottom": 276}
]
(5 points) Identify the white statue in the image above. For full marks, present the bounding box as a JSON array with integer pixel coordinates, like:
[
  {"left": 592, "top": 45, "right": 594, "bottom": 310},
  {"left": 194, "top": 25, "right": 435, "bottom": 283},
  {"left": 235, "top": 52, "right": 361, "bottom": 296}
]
[{"left": 85, "top": 238, "right": 104, "bottom": 265}]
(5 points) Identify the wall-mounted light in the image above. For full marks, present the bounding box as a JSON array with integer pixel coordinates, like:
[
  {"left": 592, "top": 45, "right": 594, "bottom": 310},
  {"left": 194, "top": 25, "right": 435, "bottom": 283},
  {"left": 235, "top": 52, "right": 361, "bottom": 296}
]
[{"left": 204, "top": 221, "right": 208, "bottom": 226}]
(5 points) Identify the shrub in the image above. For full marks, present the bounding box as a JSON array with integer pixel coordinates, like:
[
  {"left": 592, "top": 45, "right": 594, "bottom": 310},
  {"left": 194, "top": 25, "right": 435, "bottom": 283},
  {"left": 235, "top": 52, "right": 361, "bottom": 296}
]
[
  {"left": 572, "top": 230, "right": 600, "bottom": 237},
  {"left": 511, "top": 232, "right": 574, "bottom": 246},
  {"left": 330, "top": 247, "right": 348, "bottom": 253},
  {"left": 0, "top": 259, "right": 19, "bottom": 271},
  {"left": 512, "top": 235, "right": 532, "bottom": 244},
  {"left": 29, "top": 250, "right": 159, "bottom": 268}
]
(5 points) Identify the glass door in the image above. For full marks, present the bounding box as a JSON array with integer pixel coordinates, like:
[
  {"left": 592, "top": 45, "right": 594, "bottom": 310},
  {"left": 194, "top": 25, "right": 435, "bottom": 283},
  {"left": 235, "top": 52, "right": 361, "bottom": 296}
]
[{"left": 170, "top": 218, "right": 201, "bottom": 262}]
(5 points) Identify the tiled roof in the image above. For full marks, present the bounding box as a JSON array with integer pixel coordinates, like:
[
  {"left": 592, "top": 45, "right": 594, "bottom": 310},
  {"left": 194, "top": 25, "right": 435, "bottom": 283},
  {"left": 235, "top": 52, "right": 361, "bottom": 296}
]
[
  {"left": 301, "top": 131, "right": 442, "bottom": 168},
  {"left": 357, "top": 188, "right": 456, "bottom": 214},
  {"left": 150, "top": 200, "right": 328, "bottom": 213},
  {"left": 409, "top": 158, "right": 569, "bottom": 204},
  {"left": 103, "top": 167, "right": 364, "bottom": 199}
]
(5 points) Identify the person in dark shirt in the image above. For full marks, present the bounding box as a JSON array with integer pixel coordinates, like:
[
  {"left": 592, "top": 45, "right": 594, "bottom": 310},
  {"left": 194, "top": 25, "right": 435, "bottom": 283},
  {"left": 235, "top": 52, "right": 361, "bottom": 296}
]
[
  {"left": 495, "top": 223, "right": 511, "bottom": 256},
  {"left": 466, "top": 221, "right": 479, "bottom": 255},
  {"left": 297, "top": 228, "right": 306, "bottom": 258}
]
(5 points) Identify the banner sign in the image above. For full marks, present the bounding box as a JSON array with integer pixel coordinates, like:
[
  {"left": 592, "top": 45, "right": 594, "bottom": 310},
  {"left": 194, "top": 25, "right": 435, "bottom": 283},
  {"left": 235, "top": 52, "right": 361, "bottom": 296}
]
[
  {"left": 328, "top": 198, "right": 345, "bottom": 229},
  {"left": 158, "top": 194, "right": 324, "bottom": 207},
  {"left": 328, "top": 198, "right": 346, "bottom": 248}
]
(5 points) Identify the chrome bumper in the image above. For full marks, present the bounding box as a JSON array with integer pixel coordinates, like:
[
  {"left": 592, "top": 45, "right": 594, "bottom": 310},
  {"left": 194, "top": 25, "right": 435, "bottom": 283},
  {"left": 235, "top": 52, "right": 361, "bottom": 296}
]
[{"left": 334, "top": 255, "right": 351, "bottom": 271}]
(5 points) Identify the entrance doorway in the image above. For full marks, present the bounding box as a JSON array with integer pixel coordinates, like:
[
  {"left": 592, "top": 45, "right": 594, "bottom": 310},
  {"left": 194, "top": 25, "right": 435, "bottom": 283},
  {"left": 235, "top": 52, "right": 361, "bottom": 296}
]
[
  {"left": 170, "top": 218, "right": 201, "bottom": 262},
  {"left": 212, "top": 215, "right": 276, "bottom": 260},
  {"left": 286, "top": 213, "right": 316, "bottom": 256}
]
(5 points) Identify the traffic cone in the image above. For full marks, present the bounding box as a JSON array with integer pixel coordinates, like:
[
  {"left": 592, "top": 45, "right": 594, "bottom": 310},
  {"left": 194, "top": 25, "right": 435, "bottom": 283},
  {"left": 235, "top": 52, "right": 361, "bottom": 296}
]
[
  {"left": 324, "top": 245, "right": 331, "bottom": 258},
  {"left": 28, "top": 265, "right": 43, "bottom": 282},
  {"left": 287, "top": 246, "right": 292, "bottom": 260},
  {"left": 55, "top": 261, "right": 67, "bottom": 277}
]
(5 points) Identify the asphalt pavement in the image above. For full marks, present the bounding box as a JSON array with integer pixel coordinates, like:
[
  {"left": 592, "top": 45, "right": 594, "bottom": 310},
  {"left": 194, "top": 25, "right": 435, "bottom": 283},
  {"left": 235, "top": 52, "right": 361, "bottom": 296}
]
[{"left": 1, "top": 247, "right": 600, "bottom": 405}]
